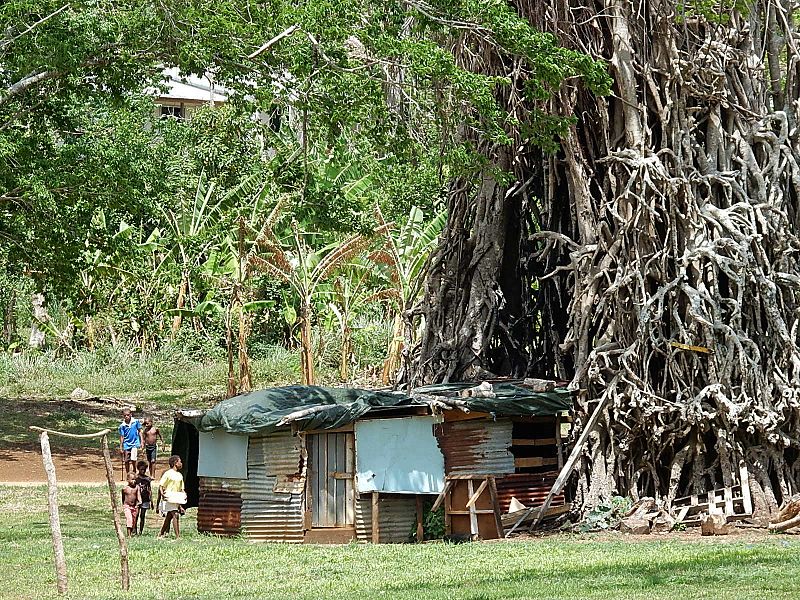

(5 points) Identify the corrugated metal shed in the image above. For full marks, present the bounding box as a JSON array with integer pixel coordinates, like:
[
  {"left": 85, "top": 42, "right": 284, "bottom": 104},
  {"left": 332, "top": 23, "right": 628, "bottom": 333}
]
[
  {"left": 241, "top": 432, "right": 305, "bottom": 542},
  {"left": 197, "top": 477, "right": 242, "bottom": 536},
  {"left": 435, "top": 418, "right": 515, "bottom": 475},
  {"left": 355, "top": 494, "right": 417, "bottom": 543},
  {"left": 495, "top": 471, "right": 564, "bottom": 513}
]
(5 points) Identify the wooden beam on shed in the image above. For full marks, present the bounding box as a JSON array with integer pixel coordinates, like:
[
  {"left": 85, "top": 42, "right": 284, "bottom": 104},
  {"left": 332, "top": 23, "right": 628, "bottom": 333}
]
[{"left": 371, "top": 491, "right": 380, "bottom": 543}]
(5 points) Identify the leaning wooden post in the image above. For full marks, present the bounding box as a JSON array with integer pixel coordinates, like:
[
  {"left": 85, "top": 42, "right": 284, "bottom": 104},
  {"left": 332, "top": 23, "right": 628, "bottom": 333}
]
[
  {"left": 101, "top": 433, "right": 129, "bottom": 591},
  {"left": 37, "top": 430, "right": 68, "bottom": 595}
]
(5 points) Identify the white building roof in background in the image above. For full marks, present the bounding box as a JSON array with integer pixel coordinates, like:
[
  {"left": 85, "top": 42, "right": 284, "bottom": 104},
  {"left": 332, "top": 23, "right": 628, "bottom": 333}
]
[{"left": 146, "top": 67, "right": 229, "bottom": 103}]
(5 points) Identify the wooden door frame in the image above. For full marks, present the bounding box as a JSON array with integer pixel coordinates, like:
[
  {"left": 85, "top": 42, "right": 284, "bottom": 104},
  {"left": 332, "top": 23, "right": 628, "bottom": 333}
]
[{"left": 304, "top": 431, "right": 356, "bottom": 532}]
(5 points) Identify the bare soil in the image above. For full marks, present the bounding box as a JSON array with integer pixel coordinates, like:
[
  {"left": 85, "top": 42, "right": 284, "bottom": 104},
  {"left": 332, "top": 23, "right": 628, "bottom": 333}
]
[{"left": 0, "top": 447, "right": 114, "bottom": 483}]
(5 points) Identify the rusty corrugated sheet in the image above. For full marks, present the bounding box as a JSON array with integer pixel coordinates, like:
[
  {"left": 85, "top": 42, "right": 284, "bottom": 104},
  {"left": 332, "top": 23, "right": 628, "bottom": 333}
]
[
  {"left": 495, "top": 471, "right": 564, "bottom": 513},
  {"left": 197, "top": 477, "right": 242, "bottom": 536},
  {"left": 241, "top": 432, "right": 305, "bottom": 543},
  {"left": 435, "top": 418, "right": 514, "bottom": 475},
  {"left": 355, "top": 494, "right": 417, "bottom": 543}
]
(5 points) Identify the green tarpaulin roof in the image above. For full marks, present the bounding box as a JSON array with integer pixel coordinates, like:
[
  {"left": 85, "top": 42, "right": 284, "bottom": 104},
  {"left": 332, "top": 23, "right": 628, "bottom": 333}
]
[{"left": 184, "top": 383, "right": 573, "bottom": 435}]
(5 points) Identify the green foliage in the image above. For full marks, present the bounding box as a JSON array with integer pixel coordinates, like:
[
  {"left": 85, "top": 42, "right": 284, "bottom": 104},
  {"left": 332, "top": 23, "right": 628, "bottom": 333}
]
[
  {"left": 575, "top": 496, "right": 633, "bottom": 533},
  {"left": 677, "top": 1, "right": 750, "bottom": 24}
]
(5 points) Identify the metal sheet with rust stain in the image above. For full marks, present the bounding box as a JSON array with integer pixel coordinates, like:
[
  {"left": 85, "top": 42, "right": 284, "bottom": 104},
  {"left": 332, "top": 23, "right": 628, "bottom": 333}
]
[
  {"left": 435, "top": 418, "right": 515, "bottom": 475},
  {"left": 494, "top": 471, "right": 564, "bottom": 513},
  {"left": 354, "top": 494, "right": 417, "bottom": 543},
  {"left": 241, "top": 432, "right": 305, "bottom": 542},
  {"left": 197, "top": 477, "right": 243, "bottom": 536}
]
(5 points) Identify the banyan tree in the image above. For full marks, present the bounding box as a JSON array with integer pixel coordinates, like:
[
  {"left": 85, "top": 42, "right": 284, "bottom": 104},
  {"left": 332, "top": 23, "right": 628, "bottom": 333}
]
[{"left": 410, "top": 0, "right": 800, "bottom": 519}]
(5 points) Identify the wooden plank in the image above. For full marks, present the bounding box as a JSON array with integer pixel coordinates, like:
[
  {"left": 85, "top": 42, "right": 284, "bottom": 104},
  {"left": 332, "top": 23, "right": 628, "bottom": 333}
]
[
  {"left": 447, "top": 510, "right": 498, "bottom": 515},
  {"left": 304, "top": 528, "right": 356, "bottom": 544},
  {"left": 740, "top": 462, "right": 753, "bottom": 514},
  {"left": 500, "top": 503, "right": 572, "bottom": 528},
  {"left": 335, "top": 433, "right": 345, "bottom": 527},
  {"left": 326, "top": 434, "right": 336, "bottom": 526},
  {"left": 467, "top": 480, "right": 479, "bottom": 538},
  {"left": 514, "top": 457, "right": 558, "bottom": 468},
  {"left": 371, "top": 491, "right": 380, "bottom": 543},
  {"left": 301, "top": 425, "right": 354, "bottom": 435},
  {"left": 431, "top": 480, "right": 453, "bottom": 512},
  {"left": 512, "top": 438, "right": 557, "bottom": 446},
  {"left": 555, "top": 414, "right": 564, "bottom": 470},
  {"left": 521, "top": 392, "right": 612, "bottom": 534},
  {"left": 465, "top": 479, "right": 489, "bottom": 509},
  {"left": 442, "top": 411, "right": 492, "bottom": 423},
  {"left": 345, "top": 433, "right": 355, "bottom": 526},
  {"left": 444, "top": 480, "right": 452, "bottom": 535},
  {"left": 724, "top": 486, "right": 734, "bottom": 516},
  {"left": 487, "top": 477, "right": 504, "bottom": 539},
  {"left": 676, "top": 506, "right": 690, "bottom": 522},
  {"left": 416, "top": 495, "right": 424, "bottom": 542}
]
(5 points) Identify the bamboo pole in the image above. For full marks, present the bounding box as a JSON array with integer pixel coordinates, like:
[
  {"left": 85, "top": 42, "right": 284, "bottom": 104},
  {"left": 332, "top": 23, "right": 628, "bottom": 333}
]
[
  {"left": 37, "top": 430, "right": 67, "bottom": 595},
  {"left": 101, "top": 434, "right": 129, "bottom": 591}
]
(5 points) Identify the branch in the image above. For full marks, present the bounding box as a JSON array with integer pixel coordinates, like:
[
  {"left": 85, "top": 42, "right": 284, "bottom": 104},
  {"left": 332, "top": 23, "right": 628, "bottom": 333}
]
[{"left": 0, "top": 4, "right": 70, "bottom": 52}]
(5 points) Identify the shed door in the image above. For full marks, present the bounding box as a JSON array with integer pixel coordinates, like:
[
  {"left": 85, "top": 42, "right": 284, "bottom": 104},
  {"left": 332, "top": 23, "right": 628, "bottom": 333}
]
[{"left": 308, "top": 432, "right": 355, "bottom": 527}]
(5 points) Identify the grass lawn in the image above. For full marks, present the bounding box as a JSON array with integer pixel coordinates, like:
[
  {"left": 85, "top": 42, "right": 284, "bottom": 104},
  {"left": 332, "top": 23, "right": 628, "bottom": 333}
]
[{"left": 2, "top": 485, "right": 799, "bottom": 600}]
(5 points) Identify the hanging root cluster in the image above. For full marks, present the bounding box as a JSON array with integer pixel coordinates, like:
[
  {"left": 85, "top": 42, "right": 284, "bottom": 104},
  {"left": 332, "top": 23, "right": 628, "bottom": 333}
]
[
  {"left": 411, "top": 0, "right": 800, "bottom": 520},
  {"left": 531, "top": 0, "right": 800, "bottom": 518}
]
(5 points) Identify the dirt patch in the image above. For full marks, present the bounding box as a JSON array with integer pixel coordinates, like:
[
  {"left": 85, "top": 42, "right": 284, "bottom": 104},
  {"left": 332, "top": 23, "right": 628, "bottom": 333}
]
[{"left": 0, "top": 447, "right": 128, "bottom": 483}]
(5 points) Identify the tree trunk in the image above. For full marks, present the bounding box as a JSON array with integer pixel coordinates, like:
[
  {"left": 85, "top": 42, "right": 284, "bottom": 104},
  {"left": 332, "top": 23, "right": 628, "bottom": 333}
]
[
  {"left": 413, "top": 0, "right": 800, "bottom": 517},
  {"left": 171, "top": 275, "right": 188, "bottom": 336},
  {"left": 238, "top": 301, "right": 252, "bottom": 393},
  {"left": 382, "top": 313, "right": 403, "bottom": 384},
  {"left": 340, "top": 323, "right": 352, "bottom": 382}
]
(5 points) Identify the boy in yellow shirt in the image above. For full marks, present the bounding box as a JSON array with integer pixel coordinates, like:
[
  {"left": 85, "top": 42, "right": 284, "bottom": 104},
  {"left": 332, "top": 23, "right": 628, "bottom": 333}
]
[{"left": 158, "top": 455, "right": 185, "bottom": 539}]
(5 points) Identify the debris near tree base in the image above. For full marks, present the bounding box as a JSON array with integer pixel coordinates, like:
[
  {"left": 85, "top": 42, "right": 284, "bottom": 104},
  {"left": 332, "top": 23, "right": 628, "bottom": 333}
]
[
  {"left": 768, "top": 496, "right": 800, "bottom": 532},
  {"left": 501, "top": 503, "right": 572, "bottom": 532},
  {"left": 701, "top": 513, "right": 731, "bottom": 536}
]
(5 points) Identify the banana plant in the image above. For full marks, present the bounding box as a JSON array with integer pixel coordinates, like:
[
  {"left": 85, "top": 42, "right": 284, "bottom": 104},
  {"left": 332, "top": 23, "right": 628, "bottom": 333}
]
[
  {"left": 371, "top": 205, "right": 447, "bottom": 384},
  {"left": 248, "top": 218, "right": 390, "bottom": 385},
  {"left": 162, "top": 170, "right": 263, "bottom": 335}
]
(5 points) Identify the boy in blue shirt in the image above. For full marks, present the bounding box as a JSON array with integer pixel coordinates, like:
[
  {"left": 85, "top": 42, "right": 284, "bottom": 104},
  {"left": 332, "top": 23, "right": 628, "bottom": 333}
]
[{"left": 119, "top": 407, "right": 143, "bottom": 478}]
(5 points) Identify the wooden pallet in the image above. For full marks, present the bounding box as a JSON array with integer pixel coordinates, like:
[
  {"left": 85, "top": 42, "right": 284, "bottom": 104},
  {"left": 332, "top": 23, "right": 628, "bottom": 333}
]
[
  {"left": 431, "top": 475, "right": 504, "bottom": 540},
  {"left": 673, "top": 462, "right": 753, "bottom": 525}
]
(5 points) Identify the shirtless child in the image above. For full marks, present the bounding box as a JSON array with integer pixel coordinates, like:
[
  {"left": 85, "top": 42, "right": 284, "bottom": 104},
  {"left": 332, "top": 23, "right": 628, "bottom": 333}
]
[
  {"left": 121, "top": 473, "right": 141, "bottom": 537},
  {"left": 142, "top": 416, "right": 164, "bottom": 478}
]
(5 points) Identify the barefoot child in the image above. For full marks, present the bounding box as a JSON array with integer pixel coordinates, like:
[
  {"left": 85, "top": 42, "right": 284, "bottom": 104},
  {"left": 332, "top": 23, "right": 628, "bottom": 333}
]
[
  {"left": 121, "top": 473, "right": 141, "bottom": 537},
  {"left": 142, "top": 416, "right": 164, "bottom": 478},
  {"left": 135, "top": 461, "right": 152, "bottom": 535},
  {"left": 119, "top": 408, "right": 143, "bottom": 478},
  {"left": 158, "top": 455, "right": 185, "bottom": 539}
]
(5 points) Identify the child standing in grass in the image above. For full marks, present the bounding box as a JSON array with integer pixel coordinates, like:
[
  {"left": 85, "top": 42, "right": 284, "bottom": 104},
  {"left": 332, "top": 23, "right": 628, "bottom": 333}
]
[
  {"left": 158, "top": 455, "right": 185, "bottom": 539},
  {"left": 119, "top": 407, "right": 143, "bottom": 478},
  {"left": 121, "top": 473, "right": 141, "bottom": 537},
  {"left": 142, "top": 416, "right": 164, "bottom": 478},
  {"left": 135, "top": 460, "right": 152, "bottom": 535}
]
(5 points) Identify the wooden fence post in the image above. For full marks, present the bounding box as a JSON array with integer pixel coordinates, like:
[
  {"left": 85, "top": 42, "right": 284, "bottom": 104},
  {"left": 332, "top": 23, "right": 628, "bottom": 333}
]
[
  {"left": 101, "top": 434, "right": 129, "bottom": 591},
  {"left": 38, "top": 430, "right": 67, "bottom": 595},
  {"left": 30, "top": 426, "right": 128, "bottom": 592}
]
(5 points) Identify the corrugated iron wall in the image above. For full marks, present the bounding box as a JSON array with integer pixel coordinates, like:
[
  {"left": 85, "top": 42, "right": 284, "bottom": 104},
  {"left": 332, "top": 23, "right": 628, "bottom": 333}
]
[
  {"left": 354, "top": 494, "right": 417, "bottom": 543},
  {"left": 495, "top": 471, "right": 563, "bottom": 513},
  {"left": 435, "top": 418, "right": 515, "bottom": 475},
  {"left": 241, "top": 432, "right": 305, "bottom": 542},
  {"left": 197, "top": 477, "right": 242, "bottom": 535}
]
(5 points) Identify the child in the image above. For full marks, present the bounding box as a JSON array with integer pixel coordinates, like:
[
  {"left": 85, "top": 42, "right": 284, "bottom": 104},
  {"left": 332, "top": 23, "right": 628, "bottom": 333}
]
[
  {"left": 121, "top": 473, "right": 141, "bottom": 537},
  {"left": 158, "top": 455, "right": 185, "bottom": 539},
  {"left": 119, "top": 407, "right": 143, "bottom": 478},
  {"left": 135, "top": 460, "right": 152, "bottom": 535},
  {"left": 142, "top": 416, "right": 164, "bottom": 478}
]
